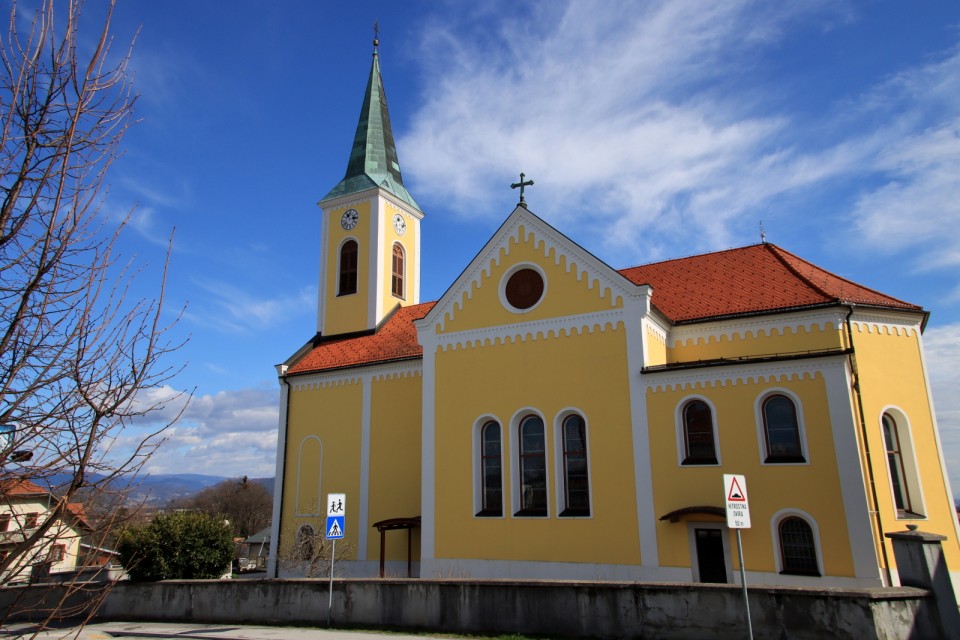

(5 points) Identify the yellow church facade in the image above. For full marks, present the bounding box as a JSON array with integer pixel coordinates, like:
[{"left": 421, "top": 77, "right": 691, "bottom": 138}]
[{"left": 268, "top": 46, "right": 960, "bottom": 591}]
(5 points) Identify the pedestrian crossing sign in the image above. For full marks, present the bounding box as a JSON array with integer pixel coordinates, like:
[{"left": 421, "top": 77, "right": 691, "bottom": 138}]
[{"left": 325, "top": 515, "right": 345, "bottom": 540}]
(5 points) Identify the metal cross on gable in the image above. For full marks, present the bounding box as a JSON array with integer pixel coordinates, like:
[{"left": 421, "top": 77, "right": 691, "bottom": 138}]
[{"left": 511, "top": 172, "right": 534, "bottom": 208}]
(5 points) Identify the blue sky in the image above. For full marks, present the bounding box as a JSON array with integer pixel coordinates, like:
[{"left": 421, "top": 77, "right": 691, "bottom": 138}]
[{"left": 82, "top": 2, "right": 960, "bottom": 488}]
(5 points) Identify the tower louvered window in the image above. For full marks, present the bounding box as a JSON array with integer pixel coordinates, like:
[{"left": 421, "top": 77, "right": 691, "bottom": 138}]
[
  {"left": 391, "top": 243, "right": 404, "bottom": 299},
  {"left": 338, "top": 240, "right": 358, "bottom": 296}
]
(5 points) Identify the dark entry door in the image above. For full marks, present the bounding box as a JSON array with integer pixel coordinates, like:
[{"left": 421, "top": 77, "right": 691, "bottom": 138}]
[{"left": 694, "top": 528, "right": 727, "bottom": 583}]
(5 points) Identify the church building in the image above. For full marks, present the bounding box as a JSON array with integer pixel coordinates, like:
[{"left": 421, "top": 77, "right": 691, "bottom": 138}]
[{"left": 268, "top": 42, "right": 960, "bottom": 591}]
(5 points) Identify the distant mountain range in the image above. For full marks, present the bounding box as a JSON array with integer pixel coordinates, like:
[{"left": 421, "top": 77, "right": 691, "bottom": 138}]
[{"left": 125, "top": 474, "right": 275, "bottom": 506}]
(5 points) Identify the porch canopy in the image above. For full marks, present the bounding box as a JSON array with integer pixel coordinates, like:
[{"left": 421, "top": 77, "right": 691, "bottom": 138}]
[{"left": 371, "top": 516, "right": 420, "bottom": 578}]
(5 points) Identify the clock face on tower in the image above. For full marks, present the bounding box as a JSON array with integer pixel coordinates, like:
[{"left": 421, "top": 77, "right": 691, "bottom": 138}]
[
  {"left": 340, "top": 209, "right": 359, "bottom": 230},
  {"left": 393, "top": 213, "right": 406, "bottom": 236}
]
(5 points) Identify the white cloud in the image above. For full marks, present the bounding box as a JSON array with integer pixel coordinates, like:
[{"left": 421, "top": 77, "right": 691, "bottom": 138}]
[
  {"left": 401, "top": 1, "right": 960, "bottom": 268},
  {"left": 184, "top": 282, "right": 315, "bottom": 334},
  {"left": 923, "top": 323, "right": 960, "bottom": 495}
]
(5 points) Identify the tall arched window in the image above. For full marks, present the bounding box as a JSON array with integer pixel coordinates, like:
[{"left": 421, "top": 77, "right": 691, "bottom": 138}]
[
  {"left": 778, "top": 516, "right": 820, "bottom": 575},
  {"left": 391, "top": 242, "right": 405, "bottom": 299},
  {"left": 478, "top": 420, "right": 502, "bottom": 517},
  {"left": 682, "top": 400, "right": 717, "bottom": 465},
  {"left": 762, "top": 394, "right": 804, "bottom": 463},
  {"left": 882, "top": 412, "right": 923, "bottom": 516},
  {"left": 561, "top": 414, "right": 590, "bottom": 516},
  {"left": 338, "top": 240, "right": 358, "bottom": 296},
  {"left": 518, "top": 415, "right": 547, "bottom": 516}
]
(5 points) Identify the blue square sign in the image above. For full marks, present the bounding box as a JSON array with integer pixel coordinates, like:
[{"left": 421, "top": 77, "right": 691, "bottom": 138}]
[{"left": 325, "top": 515, "right": 345, "bottom": 540}]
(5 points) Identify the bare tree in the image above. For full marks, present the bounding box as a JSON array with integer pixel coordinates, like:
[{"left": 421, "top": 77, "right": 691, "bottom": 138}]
[
  {"left": 171, "top": 477, "right": 273, "bottom": 538},
  {"left": 0, "top": 0, "right": 184, "bottom": 628}
]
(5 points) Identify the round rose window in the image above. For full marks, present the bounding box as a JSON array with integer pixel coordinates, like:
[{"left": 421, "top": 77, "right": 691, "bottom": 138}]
[{"left": 504, "top": 268, "right": 545, "bottom": 310}]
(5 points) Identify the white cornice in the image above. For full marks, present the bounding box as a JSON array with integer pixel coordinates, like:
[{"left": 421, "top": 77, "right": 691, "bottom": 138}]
[
  {"left": 287, "top": 360, "right": 422, "bottom": 390},
  {"left": 319, "top": 187, "right": 424, "bottom": 219},
  {"left": 433, "top": 309, "right": 626, "bottom": 352},
  {"left": 850, "top": 311, "right": 921, "bottom": 337},
  {"left": 669, "top": 309, "right": 848, "bottom": 348},
  {"left": 645, "top": 355, "right": 849, "bottom": 393}
]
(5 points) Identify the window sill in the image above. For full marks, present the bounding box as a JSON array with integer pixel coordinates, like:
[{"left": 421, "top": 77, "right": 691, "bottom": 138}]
[
  {"left": 895, "top": 510, "right": 926, "bottom": 520},
  {"left": 682, "top": 458, "right": 718, "bottom": 466},
  {"left": 764, "top": 455, "right": 806, "bottom": 464},
  {"left": 559, "top": 509, "right": 590, "bottom": 518},
  {"left": 779, "top": 569, "right": 821, "bottom": 577},
  {"left": 475, "top": 510, "right": 503, "bottom": 518},
  {"left": 513, "top": 509, "right": 548, "bottom": 518}
]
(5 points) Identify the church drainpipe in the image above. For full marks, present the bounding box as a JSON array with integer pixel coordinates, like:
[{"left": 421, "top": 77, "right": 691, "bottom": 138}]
[{"left": 845, "top": 304, "right": 893, "bottom": 586}]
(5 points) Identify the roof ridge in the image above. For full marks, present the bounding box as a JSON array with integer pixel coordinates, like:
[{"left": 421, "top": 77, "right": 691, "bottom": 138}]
[{"left": 619, "top": 243, "right": 766, "bottom": 272}]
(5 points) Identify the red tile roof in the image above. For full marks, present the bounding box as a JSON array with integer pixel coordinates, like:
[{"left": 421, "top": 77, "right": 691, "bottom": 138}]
[
  {"left": 1, "top": 479, "right": 48, "bottom": 497},
  {"left": 619, "top": 243, "right": 921, "bottom": 323},
  {"left": 287, "top": 244, "right": 921, "bottom": 375},
  {"left": 287, "top": 302, "right": 435, "bottom": 375}
]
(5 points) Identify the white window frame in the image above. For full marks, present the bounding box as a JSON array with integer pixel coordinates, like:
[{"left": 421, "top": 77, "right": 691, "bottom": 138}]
[
  {"left": 754, "top": 388, "right": 810, "bottom": 465},
  {"left": 472, "top": 415, "right": 505, "bottom": 518},
  {"left": 552, "top": 409, "right": 593, "bottom": 518},
  {"left": 770, "top": 509, "right": 823, "bottom": 576},
  {"left": 509, "top": 408, "right": 550, "bottom": 517},
  {"left": 674, "top": 394, "right": 722, "bottom": 466},
  {"left": 879, "top": 406, "right": 926, "bottom": 519}
]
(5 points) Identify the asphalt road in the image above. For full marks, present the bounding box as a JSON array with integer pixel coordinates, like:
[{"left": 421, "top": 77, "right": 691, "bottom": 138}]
[{"left": 0, "top": 621, "right": 445, "bottom": 640}]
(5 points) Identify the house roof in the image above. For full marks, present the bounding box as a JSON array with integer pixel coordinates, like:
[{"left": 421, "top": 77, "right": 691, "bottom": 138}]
[
  {"left": 286, "top": 243, "right": 922, "bottom": 376},
  {"left": 1, "top": 479, "right": 48, "bottom": 497},
  {"left": 287, "top": 302, "right": 435, "bottom": 376},
  {"left": 619, "top": 243, "right": 921, "bottom": 323}
]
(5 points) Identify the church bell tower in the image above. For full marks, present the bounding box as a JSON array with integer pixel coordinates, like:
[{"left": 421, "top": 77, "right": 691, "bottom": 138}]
[{"left": 316, "top": 38, "right": 423, "bottom": 337}]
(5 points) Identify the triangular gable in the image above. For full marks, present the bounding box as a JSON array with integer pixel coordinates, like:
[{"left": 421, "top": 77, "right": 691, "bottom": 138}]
[{"left": 416, "top": 206, "right": 650, "bottom": 335}]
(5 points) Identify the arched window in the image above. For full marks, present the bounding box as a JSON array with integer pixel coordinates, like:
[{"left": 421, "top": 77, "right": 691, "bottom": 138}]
[
  {"left": 778, "top": 516, "right": 820, "bottom": 575},
  {"left": 391, "top": 243, "right": 405, "bottom": 299},
  {"left": 762, "top": 394, "right": 804, "bottom": 463},
  {"left": 478, "top": 420, "right": 502, "bottom": 517},
  {"left": 338, "top": 240, "right": 358, "bottom": 296},
  {"left": 682, "top": 400, "right": 717, "bottom": 465},
  {"left": 882, "top": 412, "right": 923, "bottom": 516},
  {"left": 561, "top": 414, "right": 590, "bottom": 516},
  {"left": 518, "top": 415, "right": 547, "bottom": 516},
  {"left": 295, "top": 524, "right": 316, "bottom": 562}
]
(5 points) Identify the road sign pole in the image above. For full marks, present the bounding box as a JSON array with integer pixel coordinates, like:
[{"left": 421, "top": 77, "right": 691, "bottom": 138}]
[
  {"left": 735, "top": 528, "right": 753, "bottom": 640},
  {"left": 327, "top": 538, "right": 336, "bottom": 626}
]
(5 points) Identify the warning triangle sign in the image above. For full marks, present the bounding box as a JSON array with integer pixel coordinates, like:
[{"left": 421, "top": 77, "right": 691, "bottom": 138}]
[{"left": 727, "top": 476, "right": 746, "bottom": 502}]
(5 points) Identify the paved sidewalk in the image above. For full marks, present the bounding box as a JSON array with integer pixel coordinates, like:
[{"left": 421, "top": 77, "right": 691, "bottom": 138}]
[{"left": 1, "top": 621, "right": 445, "bottom": 640}]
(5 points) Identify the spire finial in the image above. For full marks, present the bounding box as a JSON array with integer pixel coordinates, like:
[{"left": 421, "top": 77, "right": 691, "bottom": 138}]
[
  {"left": 759, "top": 220, "right": 767, "bottom": 244},
  {"left": 373, "top": 20, "right": 380, "bottom": 54},
  {"left": 511, "top": 172, "right": 534, "bottom": 208}
]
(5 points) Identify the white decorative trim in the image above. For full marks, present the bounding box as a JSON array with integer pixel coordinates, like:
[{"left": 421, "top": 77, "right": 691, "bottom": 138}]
[
  {"left": 435, "top": 309, "right": 626, "bottom": 352},
  {"left": 288, "top": 360, "right": 421, "bottom": 390},
  {"left": 268, "top": 379, "right": 291, "bottom": 577},
  {"left": 821, "top": 362, "right": 881, "bottom": 582},
  {"left": 316, "top": 206, "right": 329, "bottom": 335},
  {"left": 623, "top": 294, "right": 659, "bottom": 569},
  {"left": 370, "top": 197, "right": 383, "bottom": 330},
  {"left": 358, "top": 376, "right": 372, "bottom": 561},
  {"left": 644, "top": 355, "right": 848, "bottom": 393},
  {"left": 419, "top": 334, "right": 438, "bottom": 563},
  {"left": 850, "top": 312, "right": 922, "bottom": 337},
  {"left": 668, "top": 310, "right": 848, "bottom": 349}
]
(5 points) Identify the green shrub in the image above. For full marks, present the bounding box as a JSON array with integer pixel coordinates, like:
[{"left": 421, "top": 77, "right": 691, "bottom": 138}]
[{"left": 118, "top": 511, "right": 234, "bottom": 581}]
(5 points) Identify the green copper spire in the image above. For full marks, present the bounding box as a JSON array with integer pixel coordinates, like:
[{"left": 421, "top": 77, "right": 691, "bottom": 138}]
[{"left": 321, "top": 43, "right": 420, "bottom": 210}]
